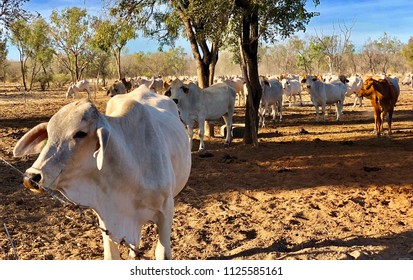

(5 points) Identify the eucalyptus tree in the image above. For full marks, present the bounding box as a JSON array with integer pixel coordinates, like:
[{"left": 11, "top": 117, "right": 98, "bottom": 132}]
[
  {"left": 114, "top": 0, "right": 319, "bottom": 146},
  {"left": 402, "top": 37, "right": 413, "bottom": 68},
  {"left": 91, "top": 15, "right": 137, "bottom": 80},
  {"left": 233, "top": 0, "right": 320, "bottom": 146},
  {"left": 362, "top": 33, "right": 403, "bottom": 74},
  {"left": 49, "top": 7, "right": 93, "bottom": 82},
  {"left": 0, "top": 0, "right": 30, "bottom": 28},
  {"left": 9, "top": 18, "right": 53, "bottom": 91},
  {"left": 0, "top": 37, "right": 7, "bottom": 81},
  {"left": 113, "top": 0, "right": 233, "bottom": 88}
]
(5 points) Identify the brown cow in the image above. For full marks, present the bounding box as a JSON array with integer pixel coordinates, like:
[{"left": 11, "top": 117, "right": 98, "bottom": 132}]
[{"left": 357, "top": 77, "right": 399, "bottom": 136}]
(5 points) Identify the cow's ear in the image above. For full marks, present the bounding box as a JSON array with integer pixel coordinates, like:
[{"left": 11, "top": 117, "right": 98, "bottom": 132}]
[
  {"left": 94, "top": 124, "right": 110, "bottom": 171},
  {"left": 13, "top": 122, "right": 48, "bottom": 157},
  {"left": 182, "top": 85, "right": 190, "bottom": 94}
]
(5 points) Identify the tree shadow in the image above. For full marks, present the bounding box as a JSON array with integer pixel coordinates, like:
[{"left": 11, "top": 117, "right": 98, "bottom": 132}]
[{"left": 210, "top": 230, "right": 413, "bottom": 260}]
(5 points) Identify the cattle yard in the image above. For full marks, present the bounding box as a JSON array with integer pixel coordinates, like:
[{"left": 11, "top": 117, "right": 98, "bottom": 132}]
[{"left": 1, "top": 82, "right": 413, "bottom": 260}]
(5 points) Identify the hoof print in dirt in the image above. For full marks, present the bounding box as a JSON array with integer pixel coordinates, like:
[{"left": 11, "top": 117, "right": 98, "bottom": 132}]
[{"left": 363, "top": 166, "right": 381, "bottom": 172}]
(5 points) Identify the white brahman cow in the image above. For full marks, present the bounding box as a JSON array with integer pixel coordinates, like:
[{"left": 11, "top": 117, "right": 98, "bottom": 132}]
[
  {"left": 345, "top": 76, "right": 364, "bottom": 107},
  {"left": 165, "top": 78, "right": 236, "bottom": 151},
  {"left": 13, "top": 85, "right": 191, "bottom": 260},
  {"left": 259, "top": 77, "right": 283, "bottom": 127},
  {"left": 281, "top": 78, "right": 302, "bottom": 107},
  {"left": 402, "top": 73, "right": 412, "bottom": 87},
  {"left": 301, "top": 75, "right": 347, "bottom": 122},
  {"left": 66, "top": 80, "right": 91, "bottom": 99}
]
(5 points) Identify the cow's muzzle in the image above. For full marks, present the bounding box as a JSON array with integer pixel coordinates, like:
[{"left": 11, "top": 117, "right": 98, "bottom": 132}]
[{"left": 23, "top": 172, "right": 43, "bottom": 193}]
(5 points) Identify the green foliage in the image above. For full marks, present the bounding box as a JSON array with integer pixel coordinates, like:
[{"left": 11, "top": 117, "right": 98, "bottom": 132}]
[
  {"left": 51, "top": 73, "right": 71, "bottom": 88},
  {"left": 402, "top": 37, "right": 413, "bottom": 67},
  {"left": 49, "top": 7, "right": 95, "bottom": 81}
]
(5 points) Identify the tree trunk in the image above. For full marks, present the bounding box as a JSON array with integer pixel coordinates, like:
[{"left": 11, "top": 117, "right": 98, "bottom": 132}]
[
  {"left": 239, "top": 4, "right": 261, "bottom": 147},
  {"left": 19, "top": 51, "right": 27, "bottom": 91}
]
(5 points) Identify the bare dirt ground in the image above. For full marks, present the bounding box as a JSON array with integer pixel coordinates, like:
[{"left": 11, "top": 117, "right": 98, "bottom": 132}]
[{"left": 1, "top": 81, "right": 413, "bottom": 260}]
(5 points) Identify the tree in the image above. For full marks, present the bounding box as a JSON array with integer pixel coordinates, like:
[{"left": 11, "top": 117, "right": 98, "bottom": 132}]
[
  {"left": 362, "top": 33, "right": 403, "bottom": 74},
  {"left": 312, "top": 20, "right": 355, "bottom": 74},
  {"left": 9, "top": 18, "right": 30, "bottom": 90},
  {"left": 0, "top": 0, "right": 30, "bottom": 28},
  {"left": 113, "top": 0, "right": 233, "bottom": 88},
  {"left": 233, "top": 0, "right": 319, "bottom": 146},
  {"left": 0, "top": 37, "right": 7, "bottom": 81},
  {"left": 91, "top": 15, "right": 137, "bottom": 79},
  {"left": 9, "top": 18, "right": 53, "bottom": 91},
  {"left": 402, "top": 37, "right": 413, "bottom": 68},
  {"left": 49, "top": 7, "right": 93, "bottom": 82}
]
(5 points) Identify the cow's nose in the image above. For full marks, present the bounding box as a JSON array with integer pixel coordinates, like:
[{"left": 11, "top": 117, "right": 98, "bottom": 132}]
[
  {"left": 173, "top": 99, "right": 178, "bottom": 104},
  {"left": 23, "top": 172, "right": 43, "bottom": 193}
]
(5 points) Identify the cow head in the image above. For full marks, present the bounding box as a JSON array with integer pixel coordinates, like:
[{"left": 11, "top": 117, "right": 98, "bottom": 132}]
[
  {"left": 13, "top": 99, "right": 110, "bottom": 194},
  {"left": 357, "top": 77, "right": 375, "bottom": 98},
  {"left": 167, "top": 78, "right": 190, "bottom": 105}
]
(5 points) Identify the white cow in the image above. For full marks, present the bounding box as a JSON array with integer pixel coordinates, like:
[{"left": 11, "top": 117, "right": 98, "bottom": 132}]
[
  {"left": 345, "top": 76, "right": 364, "bottom": 107},
  {"left": 259, "top": 78, "right": 283, "bottom": 127},
  {"left": 327, "top": 77, "right": 347, "bottom": 118},
  {"left": 13, "top": 85, "right": 191, "bottom": 260},
  {"left": 165, "top": 78, "right": 236, "bottom": 151},
  {"left": 402, "top": 73, "right": 412, "bottom": 86},
  {"left": 281, "top": 78, "right": 302, "bottom": 107},
  {"left": 302, "top": 75, "right": 346, "bottom": 122},
  {"left": 66, "top": 80, "right": 91, "bottom": 99}
]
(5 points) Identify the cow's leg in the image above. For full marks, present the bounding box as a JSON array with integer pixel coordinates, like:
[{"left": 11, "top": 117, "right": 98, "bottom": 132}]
[
  {"left": 314, "top": 105, "right": 320, "bottom": 122},
  {"left": 258, "top": 106, "right": 264, "bottom": 127},
  {"left": 98, "top": 217, "right": 120, "bottom": 260},
  {"left": 198, "top": 119, "right": 205, "bottom": 151},
  {"left": 186, "top": 124, "right": 194, "bottom": 151},
  {"left": 277, "top": 102, "right": 282, "bottom": 122},
  {"left": 128, "top": 224, "right": 142, "bottom": 260},
  {"left": 321, "top": 103, "right": 326, "bottom": 122},
  {"left": 299, "top": 93, "right": 303, "bottom": 106},
  {"left": 387, "top": 109, "right": 393, "bottom": 135},
  {"left": 222, "top": 113, "right": 232, "bottom": 146},
  {"left": 155, "top": 197, "right": 174, "bottom": 260},
  {"left": 373, "top": 109, "right": 381, "bottom": 136}
]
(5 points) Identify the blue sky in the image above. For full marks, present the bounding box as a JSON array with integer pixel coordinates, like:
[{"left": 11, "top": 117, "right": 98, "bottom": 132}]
[{"left": 6, "top": 0, "right": 413, "bottom": 60}]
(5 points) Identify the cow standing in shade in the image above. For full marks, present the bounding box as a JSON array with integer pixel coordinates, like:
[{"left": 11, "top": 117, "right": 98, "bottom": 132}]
[{"left": 165, "top": 78, "right": 236, "bottom": 151}]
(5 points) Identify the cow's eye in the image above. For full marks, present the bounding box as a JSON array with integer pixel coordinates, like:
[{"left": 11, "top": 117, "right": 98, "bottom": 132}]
[{"left": 73, "top": 131, "right": 87, "bottom": 139}]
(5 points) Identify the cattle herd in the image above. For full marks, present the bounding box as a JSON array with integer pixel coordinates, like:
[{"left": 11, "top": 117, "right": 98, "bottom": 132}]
[{"left": 4, "top": 71, "right": 413, "bottom": 260}]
